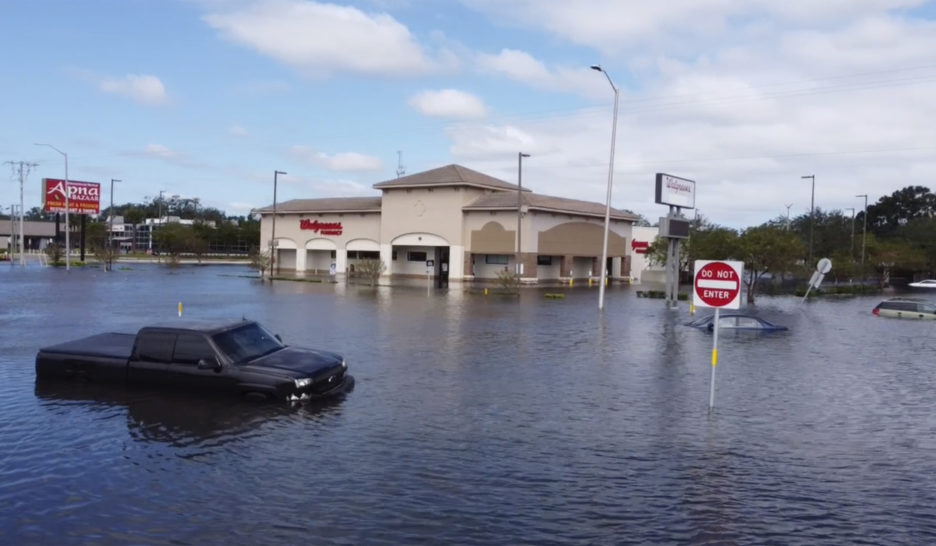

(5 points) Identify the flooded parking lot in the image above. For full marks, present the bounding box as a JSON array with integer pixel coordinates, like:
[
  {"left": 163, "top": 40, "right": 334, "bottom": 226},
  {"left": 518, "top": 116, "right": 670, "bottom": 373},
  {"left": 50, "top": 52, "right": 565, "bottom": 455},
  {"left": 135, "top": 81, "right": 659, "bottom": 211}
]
[{"left": 2, "top": 263, "right": 936, "bottom": 544}]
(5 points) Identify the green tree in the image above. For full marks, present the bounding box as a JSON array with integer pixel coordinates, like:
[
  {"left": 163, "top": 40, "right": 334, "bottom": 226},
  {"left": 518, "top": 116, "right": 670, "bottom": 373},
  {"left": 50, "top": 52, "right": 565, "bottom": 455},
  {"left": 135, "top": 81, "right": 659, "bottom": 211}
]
[
  {"left": 736, "top": 224, "right": 804, "bottom": 304},
  {"left": 865, "top": 185, "right": 936, "bottom": 237},
  {"left": 154, "top": 223, "right": 201, "bottom": 264}
]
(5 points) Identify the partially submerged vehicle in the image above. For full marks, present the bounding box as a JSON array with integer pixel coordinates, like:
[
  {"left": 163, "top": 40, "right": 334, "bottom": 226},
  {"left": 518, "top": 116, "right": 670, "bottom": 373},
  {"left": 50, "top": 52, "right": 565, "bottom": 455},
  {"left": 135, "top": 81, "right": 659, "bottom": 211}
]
[
  {"left": 685, "top": 313, "right": 788, "bottom": 332},
  {"left": 36, "top": 319, "right": 354, "bottom": 402}
]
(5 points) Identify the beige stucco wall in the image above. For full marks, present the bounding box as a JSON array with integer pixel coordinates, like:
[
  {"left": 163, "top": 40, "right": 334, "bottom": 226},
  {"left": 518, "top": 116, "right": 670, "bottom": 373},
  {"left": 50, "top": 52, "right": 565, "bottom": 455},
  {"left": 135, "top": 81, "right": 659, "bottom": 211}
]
[
  {"left": 462, "top": 210, "right": 632, "bottom": 256},
  {"left": 260, "top": 211, "right": 381, "bottom": 253},
  {"left": 380, "top": 186, "right": 489, "bottom": 245}
]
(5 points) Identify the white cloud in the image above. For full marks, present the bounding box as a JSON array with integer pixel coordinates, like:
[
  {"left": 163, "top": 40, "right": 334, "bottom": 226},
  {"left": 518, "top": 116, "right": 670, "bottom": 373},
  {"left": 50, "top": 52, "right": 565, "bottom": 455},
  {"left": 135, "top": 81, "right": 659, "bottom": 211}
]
[
  {"left": 290, "top": 146, "right": 383, "bottom": 171},
  {"left": 230, "top": 125, "right": 249, "bottom": 137},
  {"left": 409, "top": 89, "right": 488, "bottom": 119},
  {"left": 144, "top": 144, "right": 176, "bottom": 159},
  {"left": 463, "top": 0, "right": 930, "bottom": 55},
  {"left": 204, "top": 0, "right": 437, "bottom": 76},
  {"left": 99, "top": 74, "right": 168, "bottom": 106}
]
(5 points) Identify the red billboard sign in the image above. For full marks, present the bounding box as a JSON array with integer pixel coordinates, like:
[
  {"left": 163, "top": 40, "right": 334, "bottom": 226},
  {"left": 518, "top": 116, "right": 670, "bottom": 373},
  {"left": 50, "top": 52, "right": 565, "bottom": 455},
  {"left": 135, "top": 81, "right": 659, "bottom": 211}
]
[{"left": 42, "top": 178, "right": 101, "bottom": 215}]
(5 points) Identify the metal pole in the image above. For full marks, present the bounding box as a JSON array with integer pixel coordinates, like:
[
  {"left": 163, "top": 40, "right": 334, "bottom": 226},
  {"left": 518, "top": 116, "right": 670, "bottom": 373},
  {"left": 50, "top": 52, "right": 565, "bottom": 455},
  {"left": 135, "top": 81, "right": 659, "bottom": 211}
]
[
  {"left": 802, "top": 175, "right": 815, "bottom": 265},
  {"left": 709, "top": 307, "right": 720, "bottom": 410},
  {"left": 845, "top": 207, "right": 855, "bottom": 259},
  {"left": 18, "top": 166, "right": 25, "bottom": 266},
  {"left": 110, "top": 179, "right": 121, "bottom": 253},
  {"left": 271, "top": 170, "right": 286, "bottom": 278},
  {"left": 517, "top": 152, "right": 529, "bottom": 280},
  {"left": 857, "top": 194, "right": 868, "bottom": 265},
  {"left": 592, "top": 65, "right": 619, "bottom": 311}
]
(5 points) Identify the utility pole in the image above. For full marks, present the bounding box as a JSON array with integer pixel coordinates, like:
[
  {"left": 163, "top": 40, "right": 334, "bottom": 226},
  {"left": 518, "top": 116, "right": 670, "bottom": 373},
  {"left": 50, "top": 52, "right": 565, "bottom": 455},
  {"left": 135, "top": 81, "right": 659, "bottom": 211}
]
[
  {"left": 802, "top": 175, "right": 815, "bottom": 265},
  {"left": 6, "top": 161, "right": 38, "bottom": 267},
  {"left": 857, "top": 194, "right": 868, "bottom": 265},
  {"left": 845, "top": 207, "right": 855, "bottom": 259},
  {"left": 784, "top": 204, "right": 793, "bottom": 230}
]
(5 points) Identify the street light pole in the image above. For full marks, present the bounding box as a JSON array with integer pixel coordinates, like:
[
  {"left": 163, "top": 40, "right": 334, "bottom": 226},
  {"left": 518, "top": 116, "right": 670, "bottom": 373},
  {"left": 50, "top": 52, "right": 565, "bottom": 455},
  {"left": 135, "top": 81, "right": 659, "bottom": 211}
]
[
  {"left": 271, "top": 170, "right": 286, "bottom": 278},
  {"left": 591, "top": 65, "right": 619, "bottom": 311},
  {"left": 517, "top": 152, "right": 530, "bottom": 280},
  {"left": 35, "top": 143, "right": 70, "bottom": 271},
  {"left": 857, "top": 193, "right": 868, "bottom": 265},
  {"left": 109, "top": 179, "right": 121, "bottom": 252},
  {"left": 845, "top": 207, "right": 855, "bottom": 259},
  {"left": 802, "top": 175, "right": 815, "bottom": 265}
]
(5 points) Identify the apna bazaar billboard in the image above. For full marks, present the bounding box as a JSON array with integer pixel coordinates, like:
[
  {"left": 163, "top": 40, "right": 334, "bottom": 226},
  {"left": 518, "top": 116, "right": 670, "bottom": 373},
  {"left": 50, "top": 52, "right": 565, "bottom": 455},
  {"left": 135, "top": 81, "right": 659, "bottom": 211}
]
[{"left": 42, "top": 178, "right": 101, "bottom": 215}]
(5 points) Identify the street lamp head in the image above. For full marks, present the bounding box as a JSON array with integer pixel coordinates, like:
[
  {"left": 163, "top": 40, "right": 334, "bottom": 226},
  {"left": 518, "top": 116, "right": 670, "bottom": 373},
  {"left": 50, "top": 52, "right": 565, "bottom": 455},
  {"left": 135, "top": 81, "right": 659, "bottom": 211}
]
[
  {"left": 520, "top": 153, "right": 530, "bottom": 158},
  {"left": 801, "top": 175, "right": 814, "bottom": 179},
  {"left": 590, "top": 65, "right": 602, "bottom": 72},
  {"left": 275, "top": 170, "right": 287, "bottom": 175}
]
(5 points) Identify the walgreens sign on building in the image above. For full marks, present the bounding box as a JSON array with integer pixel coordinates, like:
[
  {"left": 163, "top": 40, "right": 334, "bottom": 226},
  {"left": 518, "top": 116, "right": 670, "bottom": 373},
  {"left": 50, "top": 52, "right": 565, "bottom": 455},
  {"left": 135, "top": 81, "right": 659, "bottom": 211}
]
[{"left": 42, "top": 178, "right": 101, "bottom": 215}]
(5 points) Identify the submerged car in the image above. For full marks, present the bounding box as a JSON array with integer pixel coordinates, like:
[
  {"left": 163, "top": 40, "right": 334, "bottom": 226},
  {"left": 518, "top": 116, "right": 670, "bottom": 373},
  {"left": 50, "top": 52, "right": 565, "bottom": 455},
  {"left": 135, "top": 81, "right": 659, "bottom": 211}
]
[
  {"left": 872, "top": 298, "right": 936, "bottom": 320},
  {"left": 908, "top": 279, "right": 936, "bottom": 289},
  {"left": 685, "top": 313, "right": 788, "bottom": 332}
]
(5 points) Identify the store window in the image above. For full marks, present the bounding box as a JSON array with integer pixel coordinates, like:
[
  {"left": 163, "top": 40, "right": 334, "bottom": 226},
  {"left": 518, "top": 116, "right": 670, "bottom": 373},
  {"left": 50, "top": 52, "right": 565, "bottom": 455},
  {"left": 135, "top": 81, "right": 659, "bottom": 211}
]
[
  {"left": 408, "top": 251, "right": 427, "bottom": 262},
  {"left": 537, "top": 256, "right": 553, "bottom": 266},
  {"left": 486, "top": 255, "right": 508, "bottom": 265}
]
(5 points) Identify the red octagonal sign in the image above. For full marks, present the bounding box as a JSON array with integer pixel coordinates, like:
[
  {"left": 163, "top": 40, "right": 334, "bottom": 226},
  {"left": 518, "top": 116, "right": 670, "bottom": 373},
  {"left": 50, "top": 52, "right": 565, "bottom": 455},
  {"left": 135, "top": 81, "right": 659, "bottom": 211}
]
[{"left": 693, "top": 260, "right": 743, "bottom": 309}]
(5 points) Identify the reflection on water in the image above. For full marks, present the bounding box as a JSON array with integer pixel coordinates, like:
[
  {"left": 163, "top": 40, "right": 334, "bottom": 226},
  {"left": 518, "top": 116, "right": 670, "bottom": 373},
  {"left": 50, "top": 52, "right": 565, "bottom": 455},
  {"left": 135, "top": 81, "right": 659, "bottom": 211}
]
[
  {"left": 2, "top": 264, "right": 936, "bottom": 544},
  {"left": 33, "top": 381, "right": 347, "bottom": 451}
]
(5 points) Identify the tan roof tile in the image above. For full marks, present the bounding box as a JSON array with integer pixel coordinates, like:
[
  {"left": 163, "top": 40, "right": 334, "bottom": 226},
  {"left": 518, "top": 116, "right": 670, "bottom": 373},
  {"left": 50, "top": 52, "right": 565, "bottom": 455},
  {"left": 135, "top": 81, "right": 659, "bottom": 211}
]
[
  {"left": 253, "top": 196, "right": 382, "bottom": 214},
  {"left": 373, "top": 164, "right": 525, "bottom": 192},
  {"left": 464, "top": 192, "right": 638, "bottom": 221}
]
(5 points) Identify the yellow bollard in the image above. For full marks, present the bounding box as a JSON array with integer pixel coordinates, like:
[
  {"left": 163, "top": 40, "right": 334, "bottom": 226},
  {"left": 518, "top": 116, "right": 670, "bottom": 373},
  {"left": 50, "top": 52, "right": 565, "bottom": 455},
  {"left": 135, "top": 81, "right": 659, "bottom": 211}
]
[
  {"left": 484, "top": 288, "right": 488, "bottom": 295},
  {"left": 588, "top": 278, "right": 593, "bottom": 287},
  {"left": 569, "top": 278, "right": 574, "bottom": 287},
  {"left": 689, "top": 303, "right": 695, "bottom": 315},
  {"left": 178, "top": 302, "right": 183, "bottom": 317}
]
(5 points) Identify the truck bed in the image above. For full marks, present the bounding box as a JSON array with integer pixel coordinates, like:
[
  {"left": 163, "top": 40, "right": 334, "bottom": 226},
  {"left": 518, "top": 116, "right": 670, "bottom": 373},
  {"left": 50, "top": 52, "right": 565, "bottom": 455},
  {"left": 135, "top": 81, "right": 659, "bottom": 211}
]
[
  {"left": 39, "top": 333, "right": 137, "bottom": 359},
  {"left": 36, "top": 333, "right": 136, "bottom": 382}
]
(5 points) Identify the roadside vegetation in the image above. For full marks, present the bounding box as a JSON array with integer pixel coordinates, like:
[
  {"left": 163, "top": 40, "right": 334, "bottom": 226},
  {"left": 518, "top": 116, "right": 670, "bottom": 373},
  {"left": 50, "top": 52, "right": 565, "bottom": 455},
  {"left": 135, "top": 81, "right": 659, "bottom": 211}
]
[
  {"left": 646, "top": 185, "right": 936, "bottom": 302},
  {"left": 17, "top": 194, "right": 258, "bottom": 267}
]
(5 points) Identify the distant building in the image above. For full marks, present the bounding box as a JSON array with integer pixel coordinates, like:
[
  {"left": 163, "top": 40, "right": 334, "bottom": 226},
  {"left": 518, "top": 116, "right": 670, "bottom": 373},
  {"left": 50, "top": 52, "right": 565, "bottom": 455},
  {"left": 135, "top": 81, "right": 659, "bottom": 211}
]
[{"left": 0, "top": 219, "right": 56, "bottom": 251}]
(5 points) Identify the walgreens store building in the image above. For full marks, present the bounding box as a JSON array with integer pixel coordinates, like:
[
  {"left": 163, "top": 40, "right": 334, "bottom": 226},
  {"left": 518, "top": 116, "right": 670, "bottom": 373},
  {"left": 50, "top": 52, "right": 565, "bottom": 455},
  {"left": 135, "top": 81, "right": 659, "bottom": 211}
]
[{"left": 255, "top": 164, "right": 637, "bottom": 284}]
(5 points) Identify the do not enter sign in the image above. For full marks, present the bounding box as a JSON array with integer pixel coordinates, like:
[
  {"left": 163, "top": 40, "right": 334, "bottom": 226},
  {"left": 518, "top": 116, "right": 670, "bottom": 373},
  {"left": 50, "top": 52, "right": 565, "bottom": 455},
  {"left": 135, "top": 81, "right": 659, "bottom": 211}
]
[{"left": 693, "top": 260, "right": 743, "bottom": 309}]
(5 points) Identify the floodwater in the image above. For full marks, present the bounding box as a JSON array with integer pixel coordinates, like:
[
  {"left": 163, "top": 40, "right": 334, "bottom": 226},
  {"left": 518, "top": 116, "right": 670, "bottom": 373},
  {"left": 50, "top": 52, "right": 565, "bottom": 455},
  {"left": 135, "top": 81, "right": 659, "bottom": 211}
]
[{"left": 2, "top": 263, "right": 935, "bottom": 545}]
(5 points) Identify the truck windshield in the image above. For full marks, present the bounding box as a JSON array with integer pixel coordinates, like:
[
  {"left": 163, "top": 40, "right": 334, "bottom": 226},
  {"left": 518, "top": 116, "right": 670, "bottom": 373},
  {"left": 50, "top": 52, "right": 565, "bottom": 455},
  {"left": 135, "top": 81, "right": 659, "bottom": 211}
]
[{"left": 212, "top": 322, "right": 284, "bottom": 364}]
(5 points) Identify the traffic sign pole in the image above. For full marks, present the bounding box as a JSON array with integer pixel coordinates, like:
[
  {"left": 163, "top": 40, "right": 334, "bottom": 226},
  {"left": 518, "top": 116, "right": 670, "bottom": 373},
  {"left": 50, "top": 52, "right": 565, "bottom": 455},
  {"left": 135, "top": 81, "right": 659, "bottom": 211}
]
[
  {"left": 693, "top": 260, "right": 743, "bottom": 412},
  {"left": 709, "top": 307, "right": 720, "bottom": 410}
]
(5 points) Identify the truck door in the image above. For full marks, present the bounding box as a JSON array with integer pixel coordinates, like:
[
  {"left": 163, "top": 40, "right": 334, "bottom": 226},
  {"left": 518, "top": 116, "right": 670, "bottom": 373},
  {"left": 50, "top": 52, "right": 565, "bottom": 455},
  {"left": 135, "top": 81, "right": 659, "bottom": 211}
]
[
  {"left": 128, "top": 331, "right": 174, "bottom": 384},
  {"left": 169, "top": 333, "right": 237, "bottom": 393}
]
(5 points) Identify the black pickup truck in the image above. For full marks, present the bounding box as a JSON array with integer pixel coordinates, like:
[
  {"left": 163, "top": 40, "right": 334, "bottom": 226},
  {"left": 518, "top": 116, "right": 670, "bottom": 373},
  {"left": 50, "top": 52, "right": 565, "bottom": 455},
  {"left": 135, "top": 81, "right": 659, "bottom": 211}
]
[{"left": 35, "top": 319, "right": 354, "bottom": 402}]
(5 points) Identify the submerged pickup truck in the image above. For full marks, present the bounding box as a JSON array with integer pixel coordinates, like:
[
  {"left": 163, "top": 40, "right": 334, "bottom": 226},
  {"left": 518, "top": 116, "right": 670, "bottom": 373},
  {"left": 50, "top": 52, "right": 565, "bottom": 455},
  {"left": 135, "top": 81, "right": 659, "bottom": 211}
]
[{"left": 35, "top": 319, "right": 354, "bottom": 402}]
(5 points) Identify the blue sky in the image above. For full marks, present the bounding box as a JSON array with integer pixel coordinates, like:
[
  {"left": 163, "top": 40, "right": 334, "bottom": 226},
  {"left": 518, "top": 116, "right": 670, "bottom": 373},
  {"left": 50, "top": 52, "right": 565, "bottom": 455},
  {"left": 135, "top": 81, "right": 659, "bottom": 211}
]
[{"left": 2, "top": 0, "right": 935, "bottom": 227}]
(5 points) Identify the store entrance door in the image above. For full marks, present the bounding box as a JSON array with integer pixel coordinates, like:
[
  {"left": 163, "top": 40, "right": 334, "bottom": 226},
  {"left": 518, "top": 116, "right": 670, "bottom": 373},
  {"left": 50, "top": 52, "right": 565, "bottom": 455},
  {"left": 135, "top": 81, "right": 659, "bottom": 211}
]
[{"left": 435, "top": 247, "right": 450, "bottom": 288}]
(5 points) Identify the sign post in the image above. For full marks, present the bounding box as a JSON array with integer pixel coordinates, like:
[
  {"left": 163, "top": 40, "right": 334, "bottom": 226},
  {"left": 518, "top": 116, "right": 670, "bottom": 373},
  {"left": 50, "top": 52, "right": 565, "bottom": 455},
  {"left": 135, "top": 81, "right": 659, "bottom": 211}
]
[{"left": 693, "top": 260, "right": 743, "bottom": 410}]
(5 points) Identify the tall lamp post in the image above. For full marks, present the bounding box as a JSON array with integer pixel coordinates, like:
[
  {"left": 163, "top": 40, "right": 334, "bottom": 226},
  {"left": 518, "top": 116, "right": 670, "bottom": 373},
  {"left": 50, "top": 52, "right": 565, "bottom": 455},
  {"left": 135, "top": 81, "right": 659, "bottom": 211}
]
[
  {"left": 845, "top": 207, "right": 855, "bottom": 259},
  {"left": 270, "top": 170, "right": 286, "bottom": 277},
  {"left": 35, "top": 143, "right": 70, "bottom": 271},
  {"left": 802, "top": 175, "right": 815, "bottom": 265},
  {"left": 857, "top": 193, "right": 868, "bottom": 264},
  {"left": 517, "top": 152, "right": 530, "bottom": 279},
  {"left": 109, "top": 179, "right": 121, "bottom": 251},
  {"left": 591, "top": 64, "right": 619, "bottom": 311}
]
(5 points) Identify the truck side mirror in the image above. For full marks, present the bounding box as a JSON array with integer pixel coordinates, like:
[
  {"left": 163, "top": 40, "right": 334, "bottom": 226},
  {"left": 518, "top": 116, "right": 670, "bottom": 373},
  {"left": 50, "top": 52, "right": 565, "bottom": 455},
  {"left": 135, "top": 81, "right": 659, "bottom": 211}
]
[{"left": 197, "top": 357, "right": 221, "bottom": 372}]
